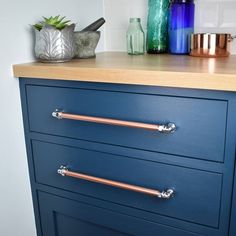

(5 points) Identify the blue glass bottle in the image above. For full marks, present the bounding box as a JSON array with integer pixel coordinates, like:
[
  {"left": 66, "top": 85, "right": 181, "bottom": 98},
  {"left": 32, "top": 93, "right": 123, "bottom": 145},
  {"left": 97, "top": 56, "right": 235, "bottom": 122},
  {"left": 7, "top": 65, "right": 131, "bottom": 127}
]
[{"left": 169, "top": 0, "right": 195, "bottom": 54}]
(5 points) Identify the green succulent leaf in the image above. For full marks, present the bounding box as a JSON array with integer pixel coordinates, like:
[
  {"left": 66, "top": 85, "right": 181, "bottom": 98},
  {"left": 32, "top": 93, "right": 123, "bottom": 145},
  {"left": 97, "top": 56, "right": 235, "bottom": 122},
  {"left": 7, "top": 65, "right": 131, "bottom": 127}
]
[
  {"left": 33, "top": 23, "right": 43, "bottom": 31},
  {"left": 59, "top": 16, "right": 66, "bottom": 22},
  {"left": 33, "top": 15, "right": 73, "bottom": 31}
]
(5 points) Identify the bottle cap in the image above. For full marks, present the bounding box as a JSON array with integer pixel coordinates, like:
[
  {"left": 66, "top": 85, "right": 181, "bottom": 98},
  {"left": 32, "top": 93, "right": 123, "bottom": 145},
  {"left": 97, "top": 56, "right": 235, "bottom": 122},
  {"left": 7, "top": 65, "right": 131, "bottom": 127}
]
[
  {"left": 130, "top": 18, "right": 141, "bottom": 23},
  {"left": 171, "top": 0, "right": 194, "bottom": 3}
]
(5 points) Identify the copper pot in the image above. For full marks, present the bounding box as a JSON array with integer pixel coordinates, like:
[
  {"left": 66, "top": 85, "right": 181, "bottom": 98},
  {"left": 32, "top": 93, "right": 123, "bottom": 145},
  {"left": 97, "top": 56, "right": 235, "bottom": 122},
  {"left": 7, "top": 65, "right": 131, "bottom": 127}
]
[{"left": 190, "top": 33, "right": 236, "bottom": 58}]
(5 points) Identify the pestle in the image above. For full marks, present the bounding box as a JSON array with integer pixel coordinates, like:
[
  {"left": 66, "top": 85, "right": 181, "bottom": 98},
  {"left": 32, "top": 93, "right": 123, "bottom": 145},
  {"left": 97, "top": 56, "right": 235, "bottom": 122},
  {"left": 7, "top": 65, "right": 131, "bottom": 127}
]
[{"left": 81, "top": 17, "right": 106, "bottom": 31}]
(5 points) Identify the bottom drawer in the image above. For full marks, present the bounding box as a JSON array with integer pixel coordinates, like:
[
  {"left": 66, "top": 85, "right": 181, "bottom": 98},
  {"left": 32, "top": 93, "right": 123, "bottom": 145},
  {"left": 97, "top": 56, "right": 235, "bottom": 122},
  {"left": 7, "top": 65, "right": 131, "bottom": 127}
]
[
  {"left": 33, "top": 140, "right": 222, "bottom": 228},
  {"left": 38, "top": 191, "right": 200, "bottom": 236}
]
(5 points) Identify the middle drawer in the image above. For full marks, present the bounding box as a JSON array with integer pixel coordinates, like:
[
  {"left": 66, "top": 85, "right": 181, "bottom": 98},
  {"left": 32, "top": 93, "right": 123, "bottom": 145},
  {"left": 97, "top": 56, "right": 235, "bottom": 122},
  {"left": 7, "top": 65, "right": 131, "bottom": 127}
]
[
  {"left": 32, "top": 140, "right": 222, "bottom": 228},
  {"left": 26, "top": 85, "right": 227, "bottom": 162}
]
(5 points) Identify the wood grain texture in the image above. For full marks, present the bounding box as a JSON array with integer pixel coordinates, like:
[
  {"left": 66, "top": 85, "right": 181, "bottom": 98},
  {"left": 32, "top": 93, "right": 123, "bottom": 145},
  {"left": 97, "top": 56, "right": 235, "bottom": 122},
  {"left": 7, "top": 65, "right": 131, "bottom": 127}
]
[{"left": 13, "top": 52, "right": 236, "bottom": 91}]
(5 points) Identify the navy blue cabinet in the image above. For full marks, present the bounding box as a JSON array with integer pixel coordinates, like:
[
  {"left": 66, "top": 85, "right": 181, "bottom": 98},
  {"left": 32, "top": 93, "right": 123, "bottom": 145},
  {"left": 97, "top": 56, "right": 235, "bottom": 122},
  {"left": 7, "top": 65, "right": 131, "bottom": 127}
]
[
  {"left": 33, "top": 140, "right": 222, "bottom": 228},
  {"left": 26, "top": 85, "right": 227, "bottom": 162},
  {"left": 19, "top": 78, "right": 236, "bottom": 236},
  {"left": 39, "top": 191, "right": 200, "bottom": 236}
]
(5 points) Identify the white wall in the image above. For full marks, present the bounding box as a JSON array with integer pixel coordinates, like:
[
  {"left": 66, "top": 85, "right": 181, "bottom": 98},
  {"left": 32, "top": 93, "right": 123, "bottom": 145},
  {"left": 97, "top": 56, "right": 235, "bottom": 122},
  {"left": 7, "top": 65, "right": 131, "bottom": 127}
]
[
  {"left": 0, "top": 1, "right": 104, "bottom": 235},
  {"left": 104, "top": 0, "right": 236, "bottom": 54}
]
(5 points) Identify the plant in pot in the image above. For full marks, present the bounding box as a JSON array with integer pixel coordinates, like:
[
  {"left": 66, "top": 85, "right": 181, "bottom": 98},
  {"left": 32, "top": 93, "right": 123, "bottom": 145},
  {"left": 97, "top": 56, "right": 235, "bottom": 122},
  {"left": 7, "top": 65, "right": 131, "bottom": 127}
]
[{"left": 33, "top": 16, "right": 75, "bottom": 62}]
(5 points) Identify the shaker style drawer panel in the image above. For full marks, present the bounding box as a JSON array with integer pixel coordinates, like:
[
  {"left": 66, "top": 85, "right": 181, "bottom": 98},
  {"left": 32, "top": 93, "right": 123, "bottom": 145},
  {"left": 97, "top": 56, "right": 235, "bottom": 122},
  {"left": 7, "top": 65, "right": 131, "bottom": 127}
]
[
  {"left": 26, "top": 85, "right": 227, "bottom": 162},
  {"left": 33, "top": 140, "right": 222, "bottom": 228},
  {"left": 39, "top": 192, "right": 129, "bottom": 236},
  {"left": 39, "top": 191, "right": 200, "bottom": 236}
]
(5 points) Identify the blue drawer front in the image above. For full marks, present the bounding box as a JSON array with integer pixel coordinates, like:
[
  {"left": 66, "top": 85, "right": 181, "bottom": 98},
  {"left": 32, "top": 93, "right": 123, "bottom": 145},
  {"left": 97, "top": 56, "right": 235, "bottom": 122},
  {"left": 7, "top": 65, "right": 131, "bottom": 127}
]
[
  {"left": 39, "top": 191, "right": 201, "bottom": 236},
  {"left": 26, "top": 85, "right": 227, "bottom": 162},
  {"left": 33, "top": 140, "right": 222, "bottom": 228}
]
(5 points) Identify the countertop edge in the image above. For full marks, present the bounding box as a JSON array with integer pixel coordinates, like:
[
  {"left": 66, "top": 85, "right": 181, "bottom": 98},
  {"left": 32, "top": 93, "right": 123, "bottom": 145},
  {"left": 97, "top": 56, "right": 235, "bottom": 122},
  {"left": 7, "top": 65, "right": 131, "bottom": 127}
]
[{"left": 13, "top": 64, "right": 236, "bottom": 92}]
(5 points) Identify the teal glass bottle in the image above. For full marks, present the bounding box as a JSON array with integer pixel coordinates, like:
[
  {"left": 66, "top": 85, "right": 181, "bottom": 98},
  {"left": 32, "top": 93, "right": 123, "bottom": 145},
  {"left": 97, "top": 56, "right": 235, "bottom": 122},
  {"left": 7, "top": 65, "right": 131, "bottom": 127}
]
[
  {"left": 126, "top": 18, "right": 145, "bottom": 55},
  {"left": 147, "top": 0, "right": 169, "bottom": 54}
]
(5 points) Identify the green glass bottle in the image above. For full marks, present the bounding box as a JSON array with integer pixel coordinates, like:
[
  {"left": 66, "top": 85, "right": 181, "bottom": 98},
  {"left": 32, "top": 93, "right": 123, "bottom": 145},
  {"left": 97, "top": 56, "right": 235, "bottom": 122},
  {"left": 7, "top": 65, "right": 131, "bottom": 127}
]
[
  {"left": 126, "top": 18, "right": 145, "bottom": 55},
  {"left": 147, "top": 0, "right": 169, "bottom": 54}
]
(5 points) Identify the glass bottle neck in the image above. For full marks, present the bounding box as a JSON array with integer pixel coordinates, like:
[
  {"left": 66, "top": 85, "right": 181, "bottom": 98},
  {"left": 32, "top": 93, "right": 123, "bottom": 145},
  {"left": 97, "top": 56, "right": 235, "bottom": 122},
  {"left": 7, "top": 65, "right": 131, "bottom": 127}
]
[
  {"left": 129, "top": 22, "right": 142, "bottom": 31},
  {"left": 129, "top": 18, "right": 142, "bottom": 30},
  {"left": 130, "top": 18, "right": 140, "bottom": 23}
]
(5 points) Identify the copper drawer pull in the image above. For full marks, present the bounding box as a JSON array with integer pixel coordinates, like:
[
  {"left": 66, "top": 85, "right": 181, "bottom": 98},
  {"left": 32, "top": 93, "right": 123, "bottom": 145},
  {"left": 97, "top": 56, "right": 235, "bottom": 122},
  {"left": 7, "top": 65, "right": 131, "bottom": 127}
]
[
  {"left": 52, "top": 110, "right": 176, "bottom": 133},
  {"left": 57, "top": 166, "right": 174, "bottom": 199}
]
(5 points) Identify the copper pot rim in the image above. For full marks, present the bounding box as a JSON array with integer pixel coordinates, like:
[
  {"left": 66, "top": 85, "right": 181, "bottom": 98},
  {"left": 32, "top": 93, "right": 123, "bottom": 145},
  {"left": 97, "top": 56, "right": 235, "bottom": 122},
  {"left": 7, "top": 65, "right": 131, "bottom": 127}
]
[
  {"left": 191, "top": 33, "right": 236, "bottom": 41},
  {"left": 191, "top": 33, "right": 232, "bottom": 36}
]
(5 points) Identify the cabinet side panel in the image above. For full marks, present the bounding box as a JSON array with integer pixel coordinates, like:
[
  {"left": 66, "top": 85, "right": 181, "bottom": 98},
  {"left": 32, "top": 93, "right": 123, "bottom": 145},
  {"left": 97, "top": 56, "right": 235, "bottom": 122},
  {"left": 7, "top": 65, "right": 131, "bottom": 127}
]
[
  {"left": 19, "top": 79, "right": 42, "bottom": 236},
  {"left": 230, "top": 168, "right": 236, "bottom": 235}
]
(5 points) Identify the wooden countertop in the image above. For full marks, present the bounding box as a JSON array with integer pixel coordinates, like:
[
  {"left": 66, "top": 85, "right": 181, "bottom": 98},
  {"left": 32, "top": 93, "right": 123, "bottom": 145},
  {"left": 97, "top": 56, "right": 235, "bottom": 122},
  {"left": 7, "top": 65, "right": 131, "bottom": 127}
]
[{"left": 13, "top": 52, "right": 236, "bottom": 92}]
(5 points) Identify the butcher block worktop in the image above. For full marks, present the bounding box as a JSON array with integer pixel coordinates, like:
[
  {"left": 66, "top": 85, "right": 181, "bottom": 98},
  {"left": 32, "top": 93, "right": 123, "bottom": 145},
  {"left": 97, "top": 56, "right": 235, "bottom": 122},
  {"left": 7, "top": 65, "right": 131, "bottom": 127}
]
[{"left": 13, "top": 52, "right": 236, "bottom": 92}]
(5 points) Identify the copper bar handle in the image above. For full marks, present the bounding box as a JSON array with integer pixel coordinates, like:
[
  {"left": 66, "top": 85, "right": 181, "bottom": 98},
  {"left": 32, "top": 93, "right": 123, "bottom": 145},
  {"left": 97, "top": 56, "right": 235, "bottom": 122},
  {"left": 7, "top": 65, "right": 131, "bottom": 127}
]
[
  {"left": 57, "top": 166, "right": 174, "bottom": 199},
  {"left": 52, "top": 110, "right": 176, "bottom": 133}
]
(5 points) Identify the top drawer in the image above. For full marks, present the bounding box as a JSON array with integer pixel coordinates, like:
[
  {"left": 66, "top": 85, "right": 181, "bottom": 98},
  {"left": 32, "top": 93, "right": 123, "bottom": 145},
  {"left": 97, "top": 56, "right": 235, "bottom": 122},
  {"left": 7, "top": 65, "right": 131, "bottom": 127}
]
[{"left": 26, "top": 85, "right": 227, "bottom": 162}]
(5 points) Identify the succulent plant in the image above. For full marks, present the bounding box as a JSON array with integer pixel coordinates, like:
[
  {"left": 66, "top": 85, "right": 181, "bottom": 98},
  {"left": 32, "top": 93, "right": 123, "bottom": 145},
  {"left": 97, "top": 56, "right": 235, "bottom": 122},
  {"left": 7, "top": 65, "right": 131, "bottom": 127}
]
[{"left": 34, "top": 15, "right": 72, "bottom": 31}]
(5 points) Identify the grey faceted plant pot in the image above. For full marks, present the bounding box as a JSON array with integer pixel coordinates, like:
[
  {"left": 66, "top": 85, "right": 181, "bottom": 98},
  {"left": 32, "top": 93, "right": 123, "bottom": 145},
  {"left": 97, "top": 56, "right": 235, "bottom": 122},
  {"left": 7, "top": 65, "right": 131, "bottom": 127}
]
[
  {"left": 74, "top": 31, "right": 100, "bottom": 58},
  {"left": 34, "top": 24, "right": 75, "bottom": 63}
]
